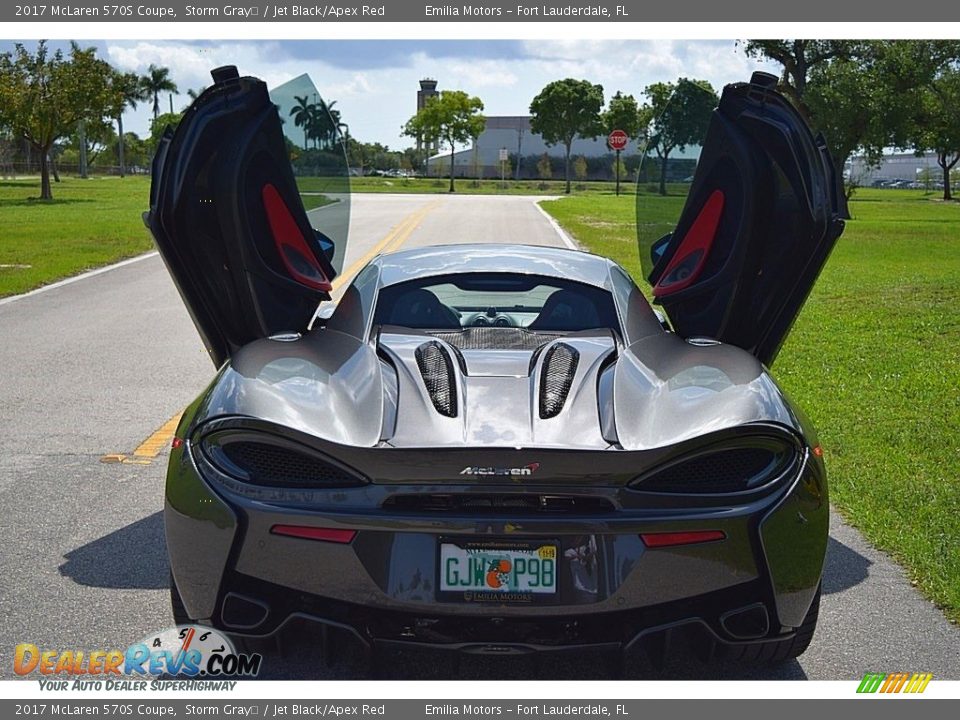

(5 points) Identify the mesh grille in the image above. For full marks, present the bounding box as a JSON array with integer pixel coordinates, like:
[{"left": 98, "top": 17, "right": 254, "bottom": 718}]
[
  {"left": 431, "top": 328, "right": 562, "bottom": 351},
  {"left": 637, "top": 447, "right": 782, "bottom": 493},
  {"left": 218, "top": 441, "right": 363, "bottom": 487},
  {"left": 539, "top": 342, "right": 580, "bottom": 419},
  {"left": 383, "top": 493, "right": 614, "bottom": 515},
  {"left": 415, "top": 341, "right": 458, "bottom": 417}
]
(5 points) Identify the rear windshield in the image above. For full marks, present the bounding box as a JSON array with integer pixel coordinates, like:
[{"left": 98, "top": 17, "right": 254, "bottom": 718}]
[{"left": 373, "top": 273, "right": 619, "bottom": 333}]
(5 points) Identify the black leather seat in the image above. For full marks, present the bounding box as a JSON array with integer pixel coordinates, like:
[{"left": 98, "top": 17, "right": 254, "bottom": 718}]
[
  {"left": 529, "top": 289, "right": 602, "bottom": 331},
  {"left": 386, "top": 288, "right": 461, "bottom": 329}
]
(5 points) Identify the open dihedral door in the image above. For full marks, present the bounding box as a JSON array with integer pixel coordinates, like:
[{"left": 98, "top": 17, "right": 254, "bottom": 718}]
[
  {"left": 146, "top": 65, "right": 350, "bottom": 367},
  {"left": 638, "top": 72, "right": 846, "bottom": 366}
]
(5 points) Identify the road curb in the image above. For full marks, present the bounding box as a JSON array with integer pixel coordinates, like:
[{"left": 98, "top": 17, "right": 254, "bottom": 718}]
[
  {"left": 0, "top": 251, "right": 159, "bottom": 307},
  {"left": 534, "top": 200, "right": 580, "bottom": 250}
]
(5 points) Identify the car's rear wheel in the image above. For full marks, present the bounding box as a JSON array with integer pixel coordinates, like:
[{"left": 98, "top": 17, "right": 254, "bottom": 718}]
[{"left": 725, "top": 584, "right": 821, "bottom": 663}]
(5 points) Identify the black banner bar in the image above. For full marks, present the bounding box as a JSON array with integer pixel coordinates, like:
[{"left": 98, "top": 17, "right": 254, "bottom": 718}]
[
  {"left": 3, "top": 0, "right": 959, "bottom": 22},
  {"left": 0, "top": 699, "right": 958, "bottom": 719}
]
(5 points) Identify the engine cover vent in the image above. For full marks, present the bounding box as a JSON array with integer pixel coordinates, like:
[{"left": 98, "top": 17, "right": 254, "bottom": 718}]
[
  {"left": 415, "top": 341, "right": 458, "bottom": 417},
  {"left": 539, "top": 342, "right": 579, "bottom": 419}
]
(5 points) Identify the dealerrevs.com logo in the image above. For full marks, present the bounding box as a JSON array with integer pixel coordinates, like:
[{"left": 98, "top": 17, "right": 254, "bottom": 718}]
[
  {"left": 460, "top": 463, "right": 540, "bottom": 477},
  {"left": 14, "top": 625, "right": 262, "bottom": 688}
]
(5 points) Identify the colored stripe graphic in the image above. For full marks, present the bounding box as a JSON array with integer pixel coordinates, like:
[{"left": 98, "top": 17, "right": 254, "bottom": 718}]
[{"left": 857, "top": 672, "right": 932, "bottom": 694}]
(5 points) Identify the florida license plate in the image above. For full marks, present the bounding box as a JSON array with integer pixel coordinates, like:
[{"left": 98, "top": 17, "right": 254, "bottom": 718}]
[{"left": 437, "top": 539, "right": 558, "bottom": 603}]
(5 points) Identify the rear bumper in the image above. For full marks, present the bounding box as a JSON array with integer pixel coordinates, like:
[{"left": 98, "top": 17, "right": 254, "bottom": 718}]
[
  {"left": 201, "top": 571, "right": 799, "bottom": 666},
  {"left": 164, "top": 434, "right": 828, "bottom": 651}
]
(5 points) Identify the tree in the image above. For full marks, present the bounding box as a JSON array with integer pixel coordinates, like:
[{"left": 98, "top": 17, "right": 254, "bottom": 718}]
[
  {"left": 112, "top": 71, "right": 147, "bottom": 177},
  {"left": 536, "top": 153, "right": 553, "bottom": 180},
  {"left": 68, "top": 117, "right": 115, "bottom": 168},
  {"left": 403, "top": 90, "right": 485, "bottom": 192},
  {"left": 643, "top": 78, "right": 718, "bottom": 195},
  {"left": 530, "top": 78, "right": 604, "bottom": 194},
  {"left": 290, "top": 95, "right": 313, "bottom": 151},
  {"left": 603, "top": 91, "right": 642, "bottom": 140},
  {"left": 908, "top": 64, "right": 960, "bottom": 201},
  {"left": 573, "top": 155, "right": 588, "bottom": 182},
  {"left": 142, "top": 64, "right": 178, "bottom": 120},
  {"left": 743, "top": 40, "right": 960, "bottom": 197},
  {"left": 740, "top": 41, "right": 858, "bottom": 121},
  {"left": 149, "top": 111, "right": 183, "bottom": 154},
  {"left": 0, "top": 41, "right": 119, "bottom": 199}
]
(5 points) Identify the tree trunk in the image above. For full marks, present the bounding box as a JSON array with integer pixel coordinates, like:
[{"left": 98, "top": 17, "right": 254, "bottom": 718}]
[
  {"left": 564, "top": 141, "right": 572, "bottom": 194},
  {"left": 449, "top": 142, "right": 455, "bottom": 192},
  {"left": 658, "top": 151, "right": 669, "bottom": 196},
  {"left": 117, "top": 114, "right": 126, "bottom": 177},
  {"left": 38, "top": 143, "right": 52, "bottom": 200},
  {"left": 939, "top": 152, "right": 958, "bottom": 202},
  {"left": 78, "top": 122, "right": 88, "bottom": 179}
]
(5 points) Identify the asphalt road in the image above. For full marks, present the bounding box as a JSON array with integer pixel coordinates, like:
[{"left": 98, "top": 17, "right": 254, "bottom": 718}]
[{"left": 0, "top": 193, "right": 957, "bottom": 681}]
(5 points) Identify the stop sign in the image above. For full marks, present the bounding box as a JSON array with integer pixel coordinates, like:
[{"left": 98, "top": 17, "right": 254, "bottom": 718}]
[{"left": 607, "top": 129, "right": 629, "bottom": 151}]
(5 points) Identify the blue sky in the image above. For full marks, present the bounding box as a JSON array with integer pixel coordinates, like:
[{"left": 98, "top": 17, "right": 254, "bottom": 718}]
[{"left": 2, "top": 39, "right": 778, "bottom": 147}]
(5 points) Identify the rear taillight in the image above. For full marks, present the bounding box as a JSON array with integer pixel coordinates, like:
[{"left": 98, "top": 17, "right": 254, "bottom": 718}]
[
  {"left": 641, "top": 530, "right": 726, "bottom": 548},
  {"left": 270, "top": 525, "right": 356, "bottom": 543},
  {"left": 629, "top": 437, "right": 798, "bottom": 494},
  {"left": 199, "top": 431, "right": 368, "bottom": 488}
]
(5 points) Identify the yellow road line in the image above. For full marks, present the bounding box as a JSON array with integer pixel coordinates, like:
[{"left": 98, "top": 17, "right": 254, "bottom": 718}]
[
  {"left": 133, "top": 412, "right": 183, "bottom": 457},
  {"left": 101, "top": 411, "right": 183, "bottom": 465},
  {"left": 331, "top": 199, "right": 440, "bottom": 292}
]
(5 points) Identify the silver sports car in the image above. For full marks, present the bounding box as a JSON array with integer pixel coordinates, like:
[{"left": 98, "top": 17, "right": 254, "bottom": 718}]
[{"left": 146, "top": 67, "right": 844, "bottom": 670}]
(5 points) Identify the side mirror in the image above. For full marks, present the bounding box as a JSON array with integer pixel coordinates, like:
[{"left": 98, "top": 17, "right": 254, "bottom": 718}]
[
  {"left": 314, "top": 230, "right": 336, "bottom": 266},
  {"left": 651, "top": 232, "right": 673, "bottom": 267}
]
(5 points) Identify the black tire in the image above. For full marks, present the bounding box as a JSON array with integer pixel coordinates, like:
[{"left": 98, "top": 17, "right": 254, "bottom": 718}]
[
  {"left": 169, "top": 573, "right": 193, "bottom": 626},
  {"left": 725, "top": 584, "right": 821, "bottom": 663}
]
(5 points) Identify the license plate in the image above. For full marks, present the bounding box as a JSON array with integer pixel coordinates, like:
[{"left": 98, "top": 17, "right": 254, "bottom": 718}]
[{"left": 438, "top": 539, "right": 558, "bottom": 603}]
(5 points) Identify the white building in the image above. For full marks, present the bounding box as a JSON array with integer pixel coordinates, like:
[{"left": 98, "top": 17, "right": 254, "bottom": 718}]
[
  {"left": 428, "top": 116, "right": 627, "bottom": 178},
  {"left": 847, "top": 152, "right": 942, "bottom": 186}
]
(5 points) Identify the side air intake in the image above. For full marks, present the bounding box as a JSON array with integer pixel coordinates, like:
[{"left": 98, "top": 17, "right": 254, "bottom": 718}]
[
  {"left": 539, "top": 342, "right": 579, "bottom": 419},
  {"left": 415, "top": 341, "right": 458, "bottom": 417}
]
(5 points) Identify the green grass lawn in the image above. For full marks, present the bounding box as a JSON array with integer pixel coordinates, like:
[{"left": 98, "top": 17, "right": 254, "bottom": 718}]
[
  {"left": 0, "top": 176, "right": 338, "bottom": 297},
  {"left": 0, "top": 176, "right": 156, "bottom": 297},
  {"left": 542, "top": 187, "right": 960, "bottom": 621}
]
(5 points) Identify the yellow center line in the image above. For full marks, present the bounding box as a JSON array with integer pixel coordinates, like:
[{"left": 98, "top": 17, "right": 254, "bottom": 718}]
[
  {"left": 331, "top": 199, "right": 441, "bottom": 292},
  {"left": 133, "top": 412, "right": 183, "bottom": 457},
  {"left": 101, "top": 411, "right": 183, "bottom": 465}
]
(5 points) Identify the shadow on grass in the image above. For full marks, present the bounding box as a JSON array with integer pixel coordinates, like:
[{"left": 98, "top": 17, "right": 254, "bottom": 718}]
[{"left": 0, "top": 197, "right": 95, "bottom": 208}]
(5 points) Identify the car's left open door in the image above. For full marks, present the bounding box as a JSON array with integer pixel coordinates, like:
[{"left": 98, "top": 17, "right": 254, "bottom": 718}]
[
  {"left": 638, "top": 72, "right": 846, "bottom": 366},
  {"left": 145, "top": 65, "right": 350, "bottom": 368}
]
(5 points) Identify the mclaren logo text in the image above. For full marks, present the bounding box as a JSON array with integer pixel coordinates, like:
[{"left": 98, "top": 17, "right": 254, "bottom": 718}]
[{"left": 459, "top": 463, "right": 541, "bottom": 477}]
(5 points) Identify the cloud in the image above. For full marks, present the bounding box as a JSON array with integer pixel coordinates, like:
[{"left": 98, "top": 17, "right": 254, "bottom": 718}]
[{"left": 437, "top": 59, "right": 520, "bottom": 89}]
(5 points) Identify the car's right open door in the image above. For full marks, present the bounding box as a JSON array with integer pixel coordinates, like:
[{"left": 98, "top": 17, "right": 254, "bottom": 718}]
[{"left": 639, "top": 71, "right": 847, "bottom": 366}]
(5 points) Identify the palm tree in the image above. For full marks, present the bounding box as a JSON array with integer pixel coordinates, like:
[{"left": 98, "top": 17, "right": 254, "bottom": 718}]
[
  {"left": 290, "top": 95, "right": 314, "bottom": 151},
  {"left": 325, "top": 100, "right": 342, "bottom": 148},
  {"left": 143, "top": 64, "right": 178, "bottom": 119},
  {"left": 311, "top": 98, "right": 341, "bottom": 150},
  {"left": 186, "top": 86, "right": 207, "bottom": 101},
  {"left": 112, "top": 71, "right": 148, "bottom": 177}
]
